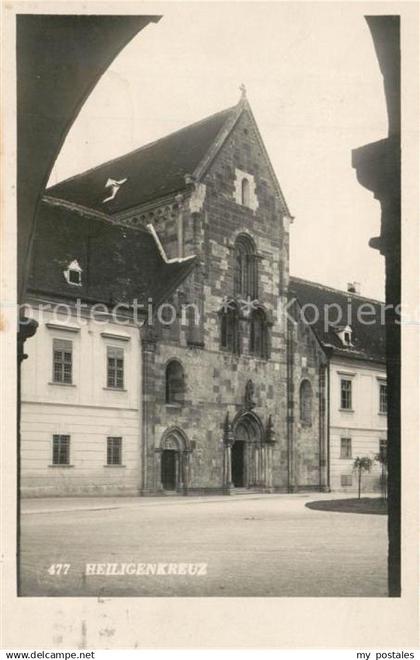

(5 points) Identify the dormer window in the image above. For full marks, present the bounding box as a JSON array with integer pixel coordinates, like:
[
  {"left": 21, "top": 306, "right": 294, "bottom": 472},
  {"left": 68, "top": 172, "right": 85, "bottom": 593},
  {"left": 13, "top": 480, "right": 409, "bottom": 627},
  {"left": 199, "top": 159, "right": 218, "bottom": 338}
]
[
  {"left": 64, "top": 260, "right": 82, "bottom": 286},
  {"left": 333, "top": 324, "right": 353, "bottom": 347},
  {"left": 342, "top": 325, "right": 353, "bottom": 346}
]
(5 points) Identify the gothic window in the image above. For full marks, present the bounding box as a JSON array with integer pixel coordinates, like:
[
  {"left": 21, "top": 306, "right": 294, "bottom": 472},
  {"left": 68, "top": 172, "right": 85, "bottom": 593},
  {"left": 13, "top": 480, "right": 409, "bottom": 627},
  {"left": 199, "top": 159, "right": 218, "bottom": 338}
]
[
  {"left": 220, "top": 304, "right": 240, "bottom": 355},
  {"left": 299, "top": 379, "right": 313, "bottom": 425},
  {"left": 249, "top": 309, "right": 268, "bottom": 359},
  {"left": 165, "top": 360, "right": 185, "bottom": 404},
  {"left": 233, "top": 234, "right": 258, "bottom": 299},
  {"left": 241, "top": 178, "right": 250, "bottom": 207}
]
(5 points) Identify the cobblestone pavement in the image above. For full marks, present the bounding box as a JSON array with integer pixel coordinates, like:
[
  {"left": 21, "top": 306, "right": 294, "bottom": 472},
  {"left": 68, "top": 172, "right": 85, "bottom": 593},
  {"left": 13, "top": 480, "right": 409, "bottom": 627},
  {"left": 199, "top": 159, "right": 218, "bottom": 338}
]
[{"left": 20, "top": 493, "right": 388, "bottom": 597}]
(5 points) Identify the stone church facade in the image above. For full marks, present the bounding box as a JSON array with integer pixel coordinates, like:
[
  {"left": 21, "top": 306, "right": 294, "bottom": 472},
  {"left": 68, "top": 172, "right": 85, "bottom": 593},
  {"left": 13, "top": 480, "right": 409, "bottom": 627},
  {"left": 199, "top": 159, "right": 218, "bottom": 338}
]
[
  {"left": 22, "top": 93, "right": 330, "bottom": 496},
  {"left": 113, "top": 95, "right": 328, "bottom": 494}
]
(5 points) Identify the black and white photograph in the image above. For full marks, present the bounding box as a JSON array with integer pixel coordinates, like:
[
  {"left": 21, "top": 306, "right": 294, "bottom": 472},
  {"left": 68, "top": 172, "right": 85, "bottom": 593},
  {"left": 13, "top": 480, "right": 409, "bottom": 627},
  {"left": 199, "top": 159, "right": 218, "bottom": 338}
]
[{"left": 2, "top": 0, "right": 419, "bottom": 651}]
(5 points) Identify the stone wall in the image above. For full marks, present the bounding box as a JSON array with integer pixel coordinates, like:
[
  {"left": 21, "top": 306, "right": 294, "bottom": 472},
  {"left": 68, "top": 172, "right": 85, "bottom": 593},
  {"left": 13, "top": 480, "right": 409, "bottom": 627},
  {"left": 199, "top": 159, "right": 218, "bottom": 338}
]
[{"left": 287, "top": 299, "right": 328, "bottom": 490}]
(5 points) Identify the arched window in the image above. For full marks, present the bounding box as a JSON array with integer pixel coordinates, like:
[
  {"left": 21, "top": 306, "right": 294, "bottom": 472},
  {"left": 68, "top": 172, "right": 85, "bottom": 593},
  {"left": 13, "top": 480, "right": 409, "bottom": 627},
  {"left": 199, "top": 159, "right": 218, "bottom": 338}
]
[
  {"left": 241, "top": 178, "right": 250, "bottom": 207},
  {"left": 233, "top": 234, "right": 258, "bottom": 299},
  {"left": 249, "top": 309, "right": 267, "bottom": 358},
  {"left": 165, "top": 360, "right": 184, "bottom": 404},
  {"left": 220, "top": 303, "right": 240, "bottom": 355},
  {"left": 300, "top": 380, "right": 313, "bottom": 425}
]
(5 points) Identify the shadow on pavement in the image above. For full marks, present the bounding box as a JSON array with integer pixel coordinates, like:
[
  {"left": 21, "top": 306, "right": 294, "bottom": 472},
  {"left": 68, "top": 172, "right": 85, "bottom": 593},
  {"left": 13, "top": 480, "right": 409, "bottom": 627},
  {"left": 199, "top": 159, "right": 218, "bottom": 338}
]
[{"left": 305, "top": 497, "right": 387, "bottom": 515}]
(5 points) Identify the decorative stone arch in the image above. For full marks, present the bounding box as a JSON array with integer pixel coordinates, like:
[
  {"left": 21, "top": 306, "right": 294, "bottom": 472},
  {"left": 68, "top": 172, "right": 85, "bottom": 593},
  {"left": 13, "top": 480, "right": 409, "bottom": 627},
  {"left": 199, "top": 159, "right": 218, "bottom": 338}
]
[
  {"left": 223, "top": 409, "right": 276, "bottom": 491},
  {"left": 229, "top": 410, "right": 266, "bottom": 489},
  {"left": 160, "top": 425, "right": 191, "bottom": 452},
  {"left": 157, "top": 426, "right": 191, "bottom": 493},
  {"left": 232, "top": 410, "right": 264, "bottom": 444}
]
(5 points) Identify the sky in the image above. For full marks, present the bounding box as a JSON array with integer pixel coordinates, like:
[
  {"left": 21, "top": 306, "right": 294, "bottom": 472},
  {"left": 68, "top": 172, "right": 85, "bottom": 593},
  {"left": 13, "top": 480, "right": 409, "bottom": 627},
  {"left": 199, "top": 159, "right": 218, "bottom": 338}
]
[{"left": 49, "top": 2, "right": 389, "bottom": 300}]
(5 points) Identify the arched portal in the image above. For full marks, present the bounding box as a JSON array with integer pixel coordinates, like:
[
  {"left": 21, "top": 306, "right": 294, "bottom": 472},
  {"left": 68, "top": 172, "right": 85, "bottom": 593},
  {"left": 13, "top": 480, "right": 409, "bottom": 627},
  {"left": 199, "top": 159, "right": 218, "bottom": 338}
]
[
  {"left": 231, "top": 412, "right": 263, "bottom": 488},
  {"left": 159, "top": 427, "right": 191, "bottom": 493}
]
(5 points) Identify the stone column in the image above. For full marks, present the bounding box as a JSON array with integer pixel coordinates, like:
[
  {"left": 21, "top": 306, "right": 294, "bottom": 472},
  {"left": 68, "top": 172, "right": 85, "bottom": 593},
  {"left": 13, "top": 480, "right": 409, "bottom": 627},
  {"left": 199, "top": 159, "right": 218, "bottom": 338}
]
[
  {"left": 223, "top": 412, "right": 234, "bottom": 491},
  {"left": 253, "top": 443, "right": 259, "bottom": 487},
  {"left": 261, "top": 444, "right": 267, "bottom": 487},
  {"left": 224, "top": 444, "right": 233, "bottom": 489},
  {"left": 182, "top": 449, "right": 191, "bottom": 495},
  {"left": 265, "top": 444, "right": 273, "bottom": 489},
  {"left": 176, "top": 451, "right": 183, "bottom": 491},
  {"left": 264, "top": 415, "right": 276, "bottom": 492},
  {"left": 154, "top": 448, "right": 164, "bottom": 492}
]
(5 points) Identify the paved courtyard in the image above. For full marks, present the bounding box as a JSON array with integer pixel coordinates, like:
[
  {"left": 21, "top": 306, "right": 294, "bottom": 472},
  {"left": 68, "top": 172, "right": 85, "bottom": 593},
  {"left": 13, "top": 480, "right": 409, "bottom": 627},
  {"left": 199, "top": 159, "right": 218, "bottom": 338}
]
[{"left": 20, "top": 493, "right": 388, "bottom": 597}]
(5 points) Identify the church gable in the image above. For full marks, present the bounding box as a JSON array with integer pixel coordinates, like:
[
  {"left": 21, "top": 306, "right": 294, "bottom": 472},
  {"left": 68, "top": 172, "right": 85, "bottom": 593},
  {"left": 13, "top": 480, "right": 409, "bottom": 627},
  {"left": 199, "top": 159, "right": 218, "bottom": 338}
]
[{"left": 201, "top": 105, "right": 289, "bottom": 221}]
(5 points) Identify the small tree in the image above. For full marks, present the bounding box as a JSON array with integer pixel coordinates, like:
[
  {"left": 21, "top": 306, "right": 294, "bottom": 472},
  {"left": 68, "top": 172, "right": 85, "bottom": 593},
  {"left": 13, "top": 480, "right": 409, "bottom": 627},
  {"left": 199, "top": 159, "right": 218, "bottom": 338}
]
[{"left": 353, "top": 456, "right": 373, "bottom": 499}]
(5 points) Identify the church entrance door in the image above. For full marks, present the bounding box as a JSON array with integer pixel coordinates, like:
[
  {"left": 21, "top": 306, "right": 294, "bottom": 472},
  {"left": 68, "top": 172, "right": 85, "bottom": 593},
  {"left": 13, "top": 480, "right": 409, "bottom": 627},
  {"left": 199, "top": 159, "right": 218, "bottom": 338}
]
[
  {"left": 231, "top": 440, "right": 245, "bottom": 487},
  {"left": 161, "top": 450, "right": 176, "bottom": 490}
]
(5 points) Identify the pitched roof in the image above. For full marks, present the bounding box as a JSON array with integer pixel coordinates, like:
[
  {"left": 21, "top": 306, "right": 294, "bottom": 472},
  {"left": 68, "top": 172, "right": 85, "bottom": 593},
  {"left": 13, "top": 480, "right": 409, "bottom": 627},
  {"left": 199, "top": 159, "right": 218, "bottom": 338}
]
[
  {"left": 289, "top": 276, "right": 386, "bottom": 364},
  {"left": 46, "top": 106, "right": 236, "bottom": 214},
  {"left": 27, "top": 199, "right": 196, "bottom": 307}
]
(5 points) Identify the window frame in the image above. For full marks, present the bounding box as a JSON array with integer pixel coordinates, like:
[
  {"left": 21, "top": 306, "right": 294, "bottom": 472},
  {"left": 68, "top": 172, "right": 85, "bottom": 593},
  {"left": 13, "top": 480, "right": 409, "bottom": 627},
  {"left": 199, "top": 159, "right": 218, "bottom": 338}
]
[
  {"left": 340, "top": 378, "right": 353, "bottom": 410},
  {"left": 340, "top": 437, "right": 352, "bottom": 459},
  {"left": 52, "top": 338, "right": 73, "bottom": 384},
  {"left": 52, "top": 434, "right": 71, "bottom": 466},
  {"left": 341, "top": 474, "right": 353, "bottom": 487},
  {"left": 68, "top": 268, "right": 81, "bottom": 285},
  {"left": 379, "top": 382, "right": 387, "bottom": 414},
  {"left": 106, "top": 436, "right": 123, "bottom": 466},
  {"left": 106, "top": 345, "right": 124, "bottom": 390}
]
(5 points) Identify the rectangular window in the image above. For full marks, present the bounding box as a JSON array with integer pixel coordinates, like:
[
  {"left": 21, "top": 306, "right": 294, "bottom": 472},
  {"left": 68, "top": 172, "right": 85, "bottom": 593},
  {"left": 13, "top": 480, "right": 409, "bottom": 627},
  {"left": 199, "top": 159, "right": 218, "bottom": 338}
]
[
  {"left": 107, "top": 437, "right": 122, "bottom": 465},
  {"left": 53, "top": 338, "right": 72, "bottom": 384},
  {"left": 340, "top": 378, "right": 352, "bottom": 410},
  {"left": 52, "top": 434, "right": 70, "bottom": 465},
  {"left": 379, "top": 382, "right": 387, "bottom": 413},
  {"left": 107, "top": 346, "right": 124, "bottom": 389},
  {"left": 341, "top": 474, "right": 353, "bottom": 487},
  {"left": 340, "top": 437, "right": 352, "bottom": 459}
]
